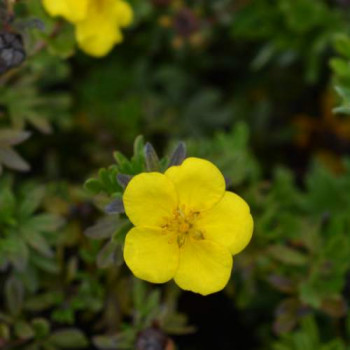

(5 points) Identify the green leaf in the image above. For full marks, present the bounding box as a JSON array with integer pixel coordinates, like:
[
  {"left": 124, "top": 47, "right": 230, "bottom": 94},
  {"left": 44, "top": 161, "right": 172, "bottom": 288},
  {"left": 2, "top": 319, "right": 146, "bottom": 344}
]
[
  {"left": 330, "top": 58, "right": 350, "bottom": 78},
  {"left": 47, "top": 23, "right": 76, "bottom": 59},
  {"left": 334, "top": 85, "right": 350, "bottom": 103},
  {"left": 133, "top": 135, "right": 145, "bottom": 158},
  {"left": 97, "top": 240, "right": 121, "bottom": 268},
  {"left": 0, "top": 186, "right": 16, "bottom": 220},
  {"left": 0, "top": 147, "right": 30, "bottom": 172},
  {"left": 84, "top": 178, "right": 102, "bottom": 194},
  {"left": 0, "top": 323, "right": 10, "bottom": 341},
  {"left": 14, "top": 321, "right": 34, "bottom": 340},
  {"left": 27, "top": 213, "right": 64, "bottom": 232},
  {"left": 0, "top": 129, "right": 31, "bottom": 146},
  {"left": 48, "top": 329, "right": 89, "bottom": 348},
  {"left": 116, "top": 173, "right": 132, "bottom": 189},
  {"left": 142, "top": 289, "right": 161, "bottom": 324},
  {"left": 93, "top": 333, "right": 135, "bottom": 350},
  {"left": 133, "top": 279, "right": 147, "bottom": 314},
  {"left": 28, "top": 114, "right": 53, "bottom": 134},
  {"left": 31, "top": 318, "right": 51, "bottom": 339},
  {"left": 19, "top": 185, "right": 46, "bottom": 218},
  {"left": 268, "top": 245, "right": 307, "bottom": 266},
  {"left": 31, "top": 254, "right": 60, "bottom": 274},
  {"left": 104, "top": 197, "right": 125, "bottom": 214},
  {"left": 299, "top": 282, "right": 322, "bottom": 308},
  {"left": 98, "top": 168, "right": 113, "bottom": 190},
  {"left": 300, "top": 316, "right": 319, "bottom": 347},
  {"left": 144, "top": 142, "right": 160, "bottom": 172},
  {"left": 5, "top": 276, "right": 24, "bottom": 316},
  {"left": 84, "top": 215, "right": 123, "bottom": 240},
  {"left": 25, "top": 292, "right": 63, "bottom": 312},
  {"left": 334, "top": 34, "right": 350, "bottom": 59},
  {"left": 168, "top": 141, "right": 187, "bottom": 167},
  {"left": 113, "top": 151, "right": 130, "bottom": 169},
  {"left": 22, "top": 229, "right": 53, "bottom": 258},
  {"left": 9, "top": 238, "right": 29, "bottom": 272}
]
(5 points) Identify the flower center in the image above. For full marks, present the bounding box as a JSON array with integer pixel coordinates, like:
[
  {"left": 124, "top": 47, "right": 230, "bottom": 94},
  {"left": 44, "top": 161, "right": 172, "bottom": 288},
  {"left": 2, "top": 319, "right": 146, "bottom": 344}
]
[{"left": 162, "top": 206, "right": 204, "bottom": 247}]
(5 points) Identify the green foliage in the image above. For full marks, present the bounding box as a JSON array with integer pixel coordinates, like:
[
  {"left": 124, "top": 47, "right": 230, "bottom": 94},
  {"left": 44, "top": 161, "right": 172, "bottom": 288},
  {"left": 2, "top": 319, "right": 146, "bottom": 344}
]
[
  {"left": 331, "top": 34, "right": 350, "bottom": 114},
  {"left": 187, "top": 123, "right": 260, "bottom": 186},
  {"left": 0, "top": 129, "right": 31, "bottom": 174},
  {"left": 0, "top": 178, "right": 63, "bottom": 272},
  {"left": 93, "top": 280, "right": 192, "bottom": 349},
  {"left": 84, "top": 135, "right": 146, "bottom": 196},
  {"left": 231, "top": 157, "right": 350, "bottom": 343},
  {"left": 1, "top": 0, "right": 350, "bottom": 348},
  {"left": 273, "top": 316, "right": 349, "bottom": 350},
  {"left": 0, "top": 73, "right": 70, "bottom": 133},
  {"left": 232, "top": 0, "right": 344, "bottom": 82}
]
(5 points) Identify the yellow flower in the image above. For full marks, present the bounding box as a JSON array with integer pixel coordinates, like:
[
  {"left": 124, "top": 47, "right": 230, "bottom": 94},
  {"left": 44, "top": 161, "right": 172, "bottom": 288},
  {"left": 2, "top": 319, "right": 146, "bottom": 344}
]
[
  {"left": 42, "top": 0, "right": 133, "bottom": 57},
  {"left": 123, "top": 157, "right": 253, "bottom": 295}
]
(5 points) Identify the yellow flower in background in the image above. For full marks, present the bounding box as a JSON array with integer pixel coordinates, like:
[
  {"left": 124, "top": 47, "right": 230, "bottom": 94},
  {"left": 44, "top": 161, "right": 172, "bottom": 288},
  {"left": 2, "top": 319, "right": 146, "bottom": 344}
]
[
  {"left": 123, "top": 157, "right": 254, "bottom": 295},
  {"left": 42, "top": 0, "right": 133, "bottom": 57}
]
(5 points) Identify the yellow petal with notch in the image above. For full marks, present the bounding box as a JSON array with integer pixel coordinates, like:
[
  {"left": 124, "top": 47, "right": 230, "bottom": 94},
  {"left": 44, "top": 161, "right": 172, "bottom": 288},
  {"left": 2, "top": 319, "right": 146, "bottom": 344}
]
[
  {"left": 123, "top": 172, "right": 178, "bottom": 227},
  {"left": 124, "top": 227, "right": 179, "bottom": 283},
  {"left": 174, "top": 239, "right": 232, "bottom": 295},
  {"left": 165, "top": 158, "right": 226, "bottom": 212},
  {"left": 198, "top": 191, "right": 253, "bottom": 255}
]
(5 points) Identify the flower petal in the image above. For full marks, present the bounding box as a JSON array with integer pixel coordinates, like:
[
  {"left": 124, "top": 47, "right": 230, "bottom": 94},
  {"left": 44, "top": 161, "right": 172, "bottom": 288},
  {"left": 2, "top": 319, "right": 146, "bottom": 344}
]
[
  {"left": 42, "top": 0, "right": 88, "bottom": 23},
  {"left": 124, "top": 227, "right": 179, "bottom": 283},
  {"left": 174, "top": 239, "right": 232, "bottom": 295},
  {"left": 74, "top": 0, "right": 132, "bottom": 57},
  {"left": 198, "top": 192, "right": 253, "bottom": 255},
  {"left": 75, "top": 13, "right": 120, "bottom": 56},
  {"left": 114, "top": 0, "right": 133, "bottom": 27},
  {"left": 123, "top": 172, "right": 178, "bottom": 227},
  {"left": 165, "top": 157, "right": 226, "bottom": 212}
]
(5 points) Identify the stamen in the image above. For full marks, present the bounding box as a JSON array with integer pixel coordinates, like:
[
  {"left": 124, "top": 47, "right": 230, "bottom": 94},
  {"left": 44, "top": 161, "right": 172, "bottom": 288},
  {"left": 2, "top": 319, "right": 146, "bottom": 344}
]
[
  {"left": 163, "top": 207, "right": 204, "bottom": 247},
  {"left": 192, "top": 230, "right": 204, "bottom": 240},
  {"left": 177, "top": 235, "right": 186, "bottom": 247}
]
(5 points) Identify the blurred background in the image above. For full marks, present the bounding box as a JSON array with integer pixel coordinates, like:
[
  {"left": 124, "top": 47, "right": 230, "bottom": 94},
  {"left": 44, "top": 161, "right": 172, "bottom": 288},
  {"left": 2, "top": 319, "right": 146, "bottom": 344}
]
[{"left": 1, "top": 0, "right": 350, "bottom": 349}]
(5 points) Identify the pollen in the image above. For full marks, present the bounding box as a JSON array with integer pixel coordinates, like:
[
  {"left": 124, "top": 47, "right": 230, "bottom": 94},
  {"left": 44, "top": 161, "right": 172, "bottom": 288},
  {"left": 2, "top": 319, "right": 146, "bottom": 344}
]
[{"left": 162, "top": 207, "right": 203, "bottom": 247}]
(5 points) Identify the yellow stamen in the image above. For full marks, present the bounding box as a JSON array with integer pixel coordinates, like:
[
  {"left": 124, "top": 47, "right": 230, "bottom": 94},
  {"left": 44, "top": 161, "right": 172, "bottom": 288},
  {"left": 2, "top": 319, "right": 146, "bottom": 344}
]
[{"left": 163, "top": 207, "right": 204, "bottom": 248}]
